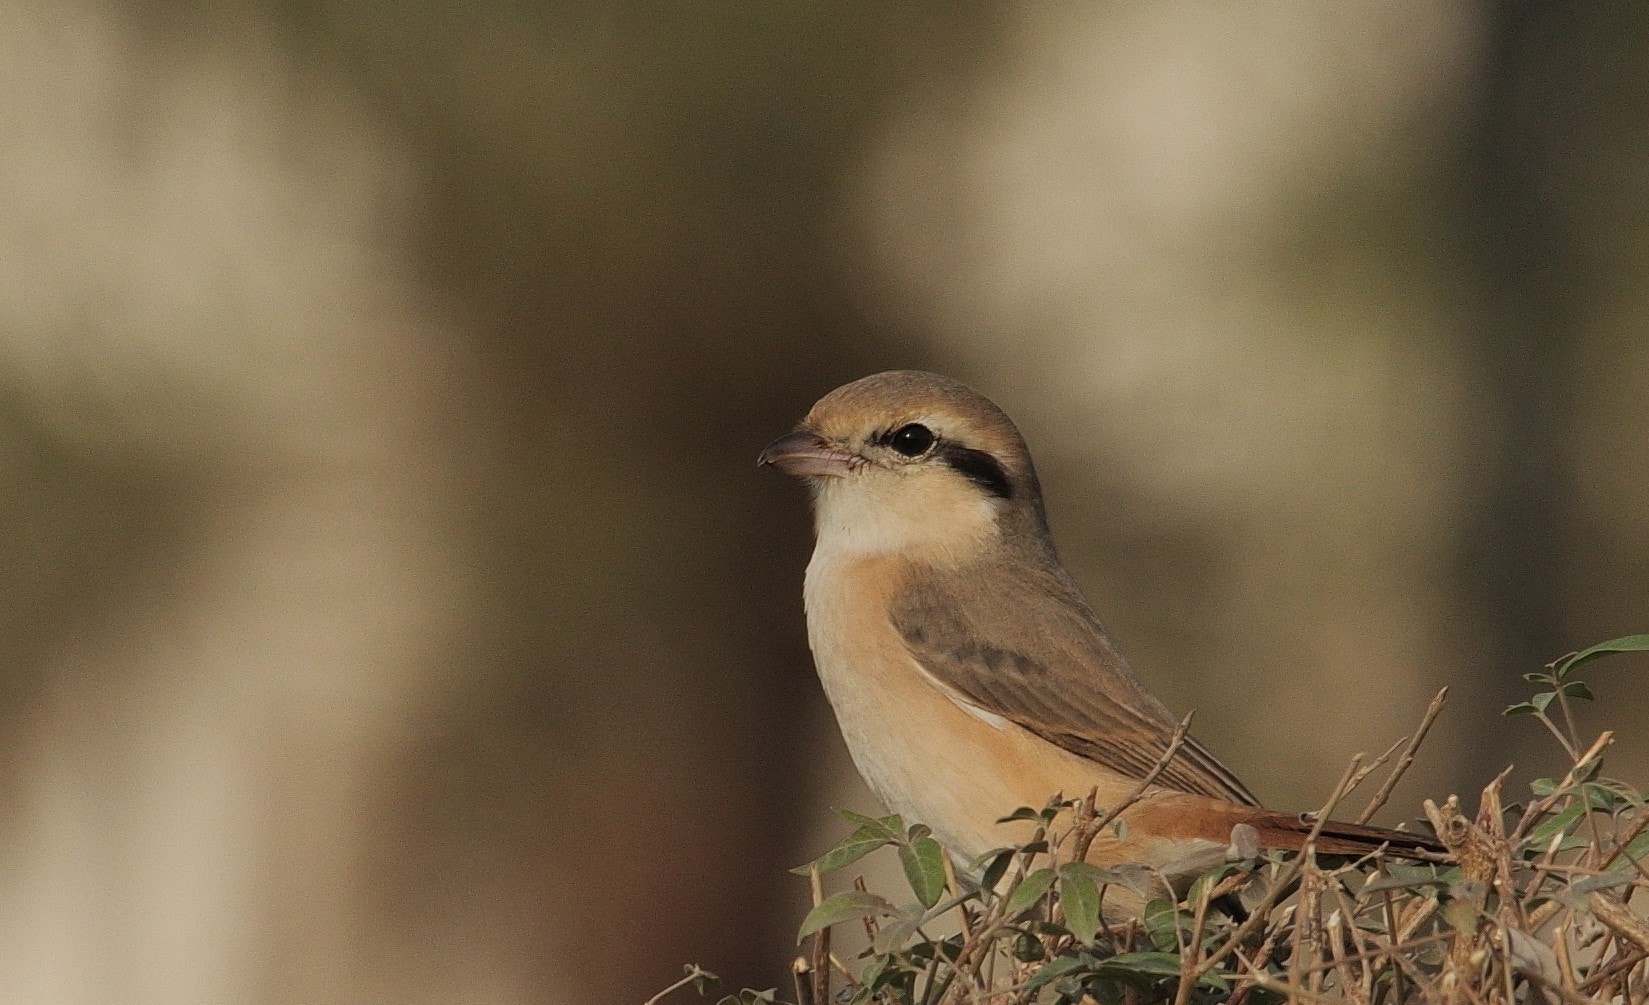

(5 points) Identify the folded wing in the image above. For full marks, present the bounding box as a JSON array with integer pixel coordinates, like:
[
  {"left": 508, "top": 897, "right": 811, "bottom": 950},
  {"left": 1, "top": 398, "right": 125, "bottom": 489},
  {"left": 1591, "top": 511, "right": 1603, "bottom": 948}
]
[{"left": 891, "top": 557, "right": 1258, "bottom": 807}]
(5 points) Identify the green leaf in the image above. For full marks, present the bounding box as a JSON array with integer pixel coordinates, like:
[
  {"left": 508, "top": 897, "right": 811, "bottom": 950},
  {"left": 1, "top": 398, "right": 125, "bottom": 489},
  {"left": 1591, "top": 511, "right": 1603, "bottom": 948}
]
[
  {"left": 972, "top": 847, "right": 1015, "bottom": 891},
  {"left": 1588, "top": 779, "right": 1644, "bottom": 809},
  {"left": 1524, "top": 801, "right": 1588, "bottom": 853},
  {"left": 1093, "top": 950, "right": 1229, "bottom": 987},
  {"left": 1010, "top": 931, "right": 1045, "bottom": 962},
  {"left": 1004, "top": 868, "right": 1057, "bottom": 917},
  {"left": 1024, "top": 955, "right": 1087, "bottom": 990},
  {"left": 1581, "top": 782, "right": 1625, "bottom": 810},
  {"left": 1504, "top": 702, "right": 1539, "bottom": 716},
  {"left": 1531, "top": 691, "right": 1557, "bottom": 712},
  {"left": 917, "top": 890, "right": 975, "bottom": 925},
  {"left": 1554, "top": 634, "right": 1649, "bottom": 678},
  {"left": 856, "top": 954, "right": 889, "bottom": 984},
  {"left": 797, "top": 891, "right": 893, "bottom": 941},
  {"left": 1188, "top": 864, "right": 1238, "bottom": 905},
  {"left": 1570, "top": 870, "right": 1635, "bottom": 896},
  {"left": 1098, "top": 952, "right": 1183, "bottom": 978},
  {"left": 1143, "top": 898, "right": 1182, "bottom": 952},
  {"left": 997, "top": 806, "right": 1048, "bottom": 824},
  {"left": 898, "top": 835, "right": 947, "bottom": 908},
  {"left": 1058, "top": 864, "right": 1102, "bottom": 944},
  {"left": 870, "top": 912, "right": 921, "bottom": 955},
  {"left": 1361, "top": 865, "right": 1449, "bottom": 894},
  {"left": 1561, "top": 680, "right": 1596, "bottom": 701},
  {"left": 860, "top": 954, "right": 918, "bottom": 1004},
  {"left": 1060, "top": 860, "right": 1125, "bottom": 886},
  {"left": 790, "top": 825, "right": 892, "bottom": 876},
  {"left": 1607, "top": 825, "right": 1649, "bottom": 869},
  {"left": 832, "top": 808, "right": 902, "bottom": 839}
]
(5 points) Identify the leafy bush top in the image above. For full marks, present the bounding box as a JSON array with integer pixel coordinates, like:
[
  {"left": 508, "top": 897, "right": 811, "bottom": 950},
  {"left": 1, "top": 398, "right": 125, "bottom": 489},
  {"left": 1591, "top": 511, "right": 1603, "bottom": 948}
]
[{"left": 656, "top": 634, "right": 1649, "bottom": 1005}]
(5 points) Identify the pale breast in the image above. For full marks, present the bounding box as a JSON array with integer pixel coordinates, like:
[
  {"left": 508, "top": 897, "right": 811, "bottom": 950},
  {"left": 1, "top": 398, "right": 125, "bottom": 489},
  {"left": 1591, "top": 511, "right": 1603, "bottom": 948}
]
[{"left": 801, "top": 550, "right": 1155, "bottom": 864}]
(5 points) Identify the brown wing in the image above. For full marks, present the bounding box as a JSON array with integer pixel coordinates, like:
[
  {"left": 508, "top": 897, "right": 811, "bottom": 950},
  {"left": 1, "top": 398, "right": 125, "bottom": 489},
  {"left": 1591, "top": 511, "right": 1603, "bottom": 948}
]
[{"left": 891, "top": 557, "right": 1258, "bottom": 806}]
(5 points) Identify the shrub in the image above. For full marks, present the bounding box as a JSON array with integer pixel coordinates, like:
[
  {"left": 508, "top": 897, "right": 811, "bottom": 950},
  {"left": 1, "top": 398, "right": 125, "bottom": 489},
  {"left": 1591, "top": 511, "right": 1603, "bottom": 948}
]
[{"left": 655, "top": 635, "right": 1649, "bottom": 1005}]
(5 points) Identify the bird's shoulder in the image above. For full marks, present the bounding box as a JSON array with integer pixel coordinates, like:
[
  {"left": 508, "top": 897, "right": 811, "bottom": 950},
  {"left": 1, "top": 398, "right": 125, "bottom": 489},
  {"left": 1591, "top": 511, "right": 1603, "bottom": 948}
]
[
  {"left": 889, "top": 552, "right": 1153, "bottom": 712},
  {"left": 888, "top": 550, "right": 1259, "bottom": 805}
]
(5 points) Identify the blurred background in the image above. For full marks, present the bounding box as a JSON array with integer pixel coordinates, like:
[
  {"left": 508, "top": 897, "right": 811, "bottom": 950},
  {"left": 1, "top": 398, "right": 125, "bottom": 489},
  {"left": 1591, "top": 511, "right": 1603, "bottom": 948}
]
[{"left": 2, "top": 2, "right": 1647, "bottom": 1001}]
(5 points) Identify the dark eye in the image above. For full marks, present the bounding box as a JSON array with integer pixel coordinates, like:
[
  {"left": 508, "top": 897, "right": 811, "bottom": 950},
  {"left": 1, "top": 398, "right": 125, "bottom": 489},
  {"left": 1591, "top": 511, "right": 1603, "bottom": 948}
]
[{"left": 888, "top": 423, "right": 935, "bottom": 457}]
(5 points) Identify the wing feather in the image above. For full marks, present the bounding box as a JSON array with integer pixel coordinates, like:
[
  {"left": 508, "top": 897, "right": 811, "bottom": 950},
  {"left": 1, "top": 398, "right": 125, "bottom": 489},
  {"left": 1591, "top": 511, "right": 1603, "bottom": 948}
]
[{"left": 891, "top": 558, "right": 1258, "bottom": 806}]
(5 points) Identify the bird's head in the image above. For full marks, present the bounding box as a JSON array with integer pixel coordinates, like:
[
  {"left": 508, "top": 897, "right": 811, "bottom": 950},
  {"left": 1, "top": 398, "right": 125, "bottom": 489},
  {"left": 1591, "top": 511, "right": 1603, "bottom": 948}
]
[{"left": 758, "top": 371, "right": 1053, "bottom": 562}]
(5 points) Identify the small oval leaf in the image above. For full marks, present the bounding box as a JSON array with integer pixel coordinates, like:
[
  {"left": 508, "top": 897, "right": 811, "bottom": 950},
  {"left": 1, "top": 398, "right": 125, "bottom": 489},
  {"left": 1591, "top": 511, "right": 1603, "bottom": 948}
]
[
  {"left": 1059, "top": 860, "right": 1122, "bottom": 886},
  {"left": 1523, "top": 801, "right": 1588, "bottom": 851},
  {"left": 1025, "top": 955, "right": 1087, "bottom": 990},
  {"left": 898, "top": 835, "right": 947, "bottom": 908},
  {"left": 870, "top": 912, "right": 921, "bottom": 955},
  {"left": 972, "top": 847, "right": 1015, "bottom": 892},
  {"left": 1143, "top": 897, "right": 1183, "bottom": 951},
  {"left": 1058, "top": 865, "right": 1101, "bottom": 944},
  {"left": 1561, "top": 680, "right": 1596, "bottom": 701},
  {"left": 1096, "top": 951, "right": 1184, "bottom": 978},
  {"left": 797, "top": 891, "right": 893, "bottom": 942},
  {"left": 832, "top": 808, "right": 903, "bottom": 839},
  {"left": 1554, "top": 634, "right": 1649, "bottom": 677},
  {"left": 997, "top": 806, "right": 1045, "bottom": 824},
  {"left": 791, "top": 825, "right": 892, "bottom": 876},
  {"left": 1004, "top": 868, "right": 1056, "bottom": 917}
]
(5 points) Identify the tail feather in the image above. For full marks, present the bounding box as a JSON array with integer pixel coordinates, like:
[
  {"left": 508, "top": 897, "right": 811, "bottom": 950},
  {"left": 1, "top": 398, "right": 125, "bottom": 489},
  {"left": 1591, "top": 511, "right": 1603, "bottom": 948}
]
[
  {"left": 1245, "top": 809, "right": 1445, "bottom": 858},
  {"left": 1130, "top": 791, "right": 1445, "bottom": 861}
]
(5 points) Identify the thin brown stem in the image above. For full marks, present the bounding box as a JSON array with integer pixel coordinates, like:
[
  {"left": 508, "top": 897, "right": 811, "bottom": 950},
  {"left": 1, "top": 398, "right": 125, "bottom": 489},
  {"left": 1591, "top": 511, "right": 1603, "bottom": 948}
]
[
  {"left": 1512, "top": 731, "right": 1613, "bottom": 843},
  {"left": 1075, "top": 714, "right": 1195, "bottom": 863},
  {"left": 1358, "top": 687, "right": 1449, "bottom": 825},
  {"left": 1170, "top": 872, "right": 1216, "bottom": 1005},
  {"left": 1534, "top": 711, "right": 1580, "bottom": 761},
  {"left": 809, "top": 866, "right": 830, "bottom": 1005},
  {"left": 1578, "top": 950, "right": 1649, "bottom": 995},
  {"left": 644, "top": 965, "right": 717, "bottom": 1005},
  {"left": 1194, "top": 754, "right": 1367, "bottom": 978}
]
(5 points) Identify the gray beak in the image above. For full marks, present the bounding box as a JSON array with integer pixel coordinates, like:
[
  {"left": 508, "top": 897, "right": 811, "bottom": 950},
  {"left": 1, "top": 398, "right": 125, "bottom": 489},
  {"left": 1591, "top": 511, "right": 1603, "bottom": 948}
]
[{"left": 757, "top": 428, "right": 856, "bottom": 478}]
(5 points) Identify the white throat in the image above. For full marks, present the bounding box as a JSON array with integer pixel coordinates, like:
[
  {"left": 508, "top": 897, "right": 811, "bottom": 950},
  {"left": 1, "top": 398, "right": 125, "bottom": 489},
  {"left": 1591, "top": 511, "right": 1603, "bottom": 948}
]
[{"left": 807, "top": 472, "right": 1002, "bottom": 562}]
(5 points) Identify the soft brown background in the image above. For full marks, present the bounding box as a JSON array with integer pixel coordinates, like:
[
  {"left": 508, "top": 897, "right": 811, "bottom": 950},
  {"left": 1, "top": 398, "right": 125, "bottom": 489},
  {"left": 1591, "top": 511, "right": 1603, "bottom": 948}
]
[{"left": 2, "top": 3, "right": 1647, "bottom": 1002}]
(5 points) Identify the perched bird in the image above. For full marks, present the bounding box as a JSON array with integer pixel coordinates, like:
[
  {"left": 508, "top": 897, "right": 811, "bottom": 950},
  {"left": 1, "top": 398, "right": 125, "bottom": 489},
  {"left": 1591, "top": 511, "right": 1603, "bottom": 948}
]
[{"left": 759, "top": 370, "right": 1438, "bottom": 917}]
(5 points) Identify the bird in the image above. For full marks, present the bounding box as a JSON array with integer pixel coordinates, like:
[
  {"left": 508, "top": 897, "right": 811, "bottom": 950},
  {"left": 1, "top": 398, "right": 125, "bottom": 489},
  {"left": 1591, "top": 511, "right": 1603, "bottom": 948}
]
[{"left": 758, "top": 370, "right": 1440, "bottom": 918}]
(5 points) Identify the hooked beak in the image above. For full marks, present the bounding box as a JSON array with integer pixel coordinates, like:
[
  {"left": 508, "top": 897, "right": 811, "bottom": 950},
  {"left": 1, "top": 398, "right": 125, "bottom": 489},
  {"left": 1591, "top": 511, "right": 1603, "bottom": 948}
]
[{"left": 757, "top": 428, "right": 857, "bottom": 478}]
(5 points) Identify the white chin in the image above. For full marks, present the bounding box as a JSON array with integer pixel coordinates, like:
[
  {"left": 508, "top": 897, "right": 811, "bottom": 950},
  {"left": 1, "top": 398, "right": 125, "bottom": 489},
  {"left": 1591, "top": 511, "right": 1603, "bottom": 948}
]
[{"left": 811, "top": 476, "right": 1000, "bottom": 559}]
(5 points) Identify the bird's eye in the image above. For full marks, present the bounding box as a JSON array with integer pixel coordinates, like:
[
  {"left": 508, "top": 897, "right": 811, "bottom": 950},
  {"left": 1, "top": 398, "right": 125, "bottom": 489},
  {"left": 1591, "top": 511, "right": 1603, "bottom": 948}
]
[{"left": 887, "top": 423, "right": 935, "bottom": 457}]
